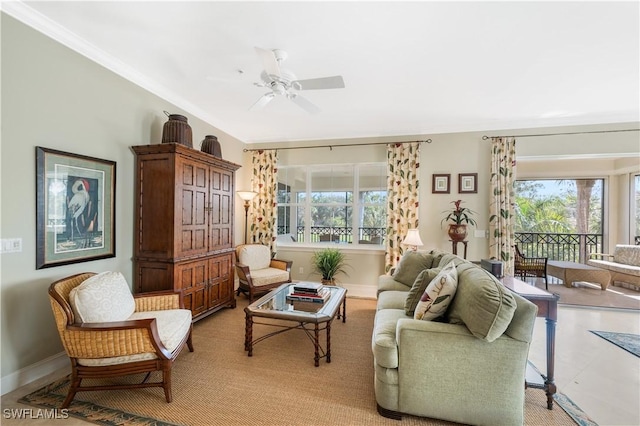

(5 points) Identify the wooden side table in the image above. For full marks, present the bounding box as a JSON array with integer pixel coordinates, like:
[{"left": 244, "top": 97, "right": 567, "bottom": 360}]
[
  {"left": 450, "top": 240, "right": 468, "bottom": 259},
  {"left": 501, "top": 276, "right": 559, "bottom": 409}
]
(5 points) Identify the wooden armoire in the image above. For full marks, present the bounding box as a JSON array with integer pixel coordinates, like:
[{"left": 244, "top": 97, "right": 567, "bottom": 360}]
[{"left": 132, "top": 143, "right": 241, "bottom": 321}]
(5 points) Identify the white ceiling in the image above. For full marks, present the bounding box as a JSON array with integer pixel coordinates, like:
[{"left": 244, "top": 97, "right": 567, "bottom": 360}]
[{"left": 6, "top": 1, "right": 640, "bottom": 144}]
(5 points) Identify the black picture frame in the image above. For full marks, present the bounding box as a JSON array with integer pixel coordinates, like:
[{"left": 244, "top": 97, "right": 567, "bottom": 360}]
[
  {"left": 432, "top": 174, "right": 451, "bottom": 194},
  {"left": 458, "top": 173, "right": 478, "bottom": 194},
  {"left": 36, "top": 147, "right": 116, "bottom": 269}
]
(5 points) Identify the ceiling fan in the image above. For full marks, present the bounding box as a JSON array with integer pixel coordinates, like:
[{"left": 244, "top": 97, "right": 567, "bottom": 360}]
[{"left": 250, "top": 47, "right": 345, "bottom": 114}]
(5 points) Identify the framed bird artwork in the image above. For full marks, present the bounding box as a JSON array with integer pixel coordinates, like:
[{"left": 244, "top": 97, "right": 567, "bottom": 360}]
[{"left": 36, "top": 147, "right": 116, "bottom": 269}]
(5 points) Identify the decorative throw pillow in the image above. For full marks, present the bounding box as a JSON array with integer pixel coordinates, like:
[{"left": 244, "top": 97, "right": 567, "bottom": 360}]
[
  {"left": 404, "top": 267, "right": 441, "bottom": 316},
  {"left": 392, "top": 251, "right": 435, "bottom": 287},
  {"left": 414, "top": 261, "right": 458, "bottom": 321},
  {"left": 69, "top": 271, "right": 135, "bottom": 323}
]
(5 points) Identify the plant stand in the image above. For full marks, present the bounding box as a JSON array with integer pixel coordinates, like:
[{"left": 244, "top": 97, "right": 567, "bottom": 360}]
[{"left": 450, "top": 240, "right": 468, "bottom": 259}]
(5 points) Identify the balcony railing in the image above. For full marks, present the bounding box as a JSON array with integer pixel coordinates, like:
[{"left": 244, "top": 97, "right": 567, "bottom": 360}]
[
  {"left": 277, "top": 226, "right": 385, "bottom": 244},
  {"left": 515, "top": 232, "right": 603, "bottom": 263}
]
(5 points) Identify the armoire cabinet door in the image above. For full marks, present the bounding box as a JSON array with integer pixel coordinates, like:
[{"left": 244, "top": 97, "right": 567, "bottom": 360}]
[
  {"left": 209, "top": 168, "right": 234, "bottom": 250},
  {"left": 175, "top": 259, "right": 208, "bottom": 317},
  {"left": 176, "top": 155, "right": 209, "bottom": 259},
  {"left": 208, "top": 254, "right": 234, "bottom": 309}
]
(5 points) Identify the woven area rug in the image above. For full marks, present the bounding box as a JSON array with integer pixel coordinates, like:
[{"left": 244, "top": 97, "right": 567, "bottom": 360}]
[
  {"left": 590, "top": 330, "right": 640, "bottom": 358},
  {"left": 19, "top": 298, "right": 593, "bottom": 426}
]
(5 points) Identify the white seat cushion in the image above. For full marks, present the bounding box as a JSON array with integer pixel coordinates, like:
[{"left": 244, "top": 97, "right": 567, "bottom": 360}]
[
  {"left": 69, "top": 271, "right": 135, "bottom": 323},
  {"left": 78, "top": 308, "right": 192, "bottom": 366},
  {"left": 238, "top": 245, "right": 271, "bottom": 270},
  {"left": 249, "top": 267, "right": 290, "bottom": 287}
]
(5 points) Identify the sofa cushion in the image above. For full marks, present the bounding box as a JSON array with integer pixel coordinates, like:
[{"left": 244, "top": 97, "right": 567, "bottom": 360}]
[
  {"left": 447, "top": 266, "right": 517, "bottom": 342},
  {"left": 392, "top": 251, "right": 435, "bottom": 287},
  {"left": 78, "top": 308, "right": 192, "bottom": 366},
  {"left": 404, "top": 267, "right": 442, "bottom": 316},
  {"left": 378, "top": 274, "right": 410, "bottom": 295},
  {"left": 377, "top": 291, "right": 409, "bottom": 311},
  {"left": 238, "top": 244, "right": 271, "bottom": 270},
  {"left": 248, "top": 267, "right": 290, "bottom": 287},
  {"left": 614, "top": 245, "right": 640, "bottom": 266},
  {"left": 69, "top": 271, "right": 135, "bottom": 324},
  {"left": 414, "top": 261, "right": 458, "bottom": 321}
]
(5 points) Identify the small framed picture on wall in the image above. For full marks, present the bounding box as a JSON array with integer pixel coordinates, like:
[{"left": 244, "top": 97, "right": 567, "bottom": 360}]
[
  {"left": 458, "top": 173, "right": 478, "bottom": 194},
  {"left": 432, "top": 174, "right": 451, "bottom": 194}
]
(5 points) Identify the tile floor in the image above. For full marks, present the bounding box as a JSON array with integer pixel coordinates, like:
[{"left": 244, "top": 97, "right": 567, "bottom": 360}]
[{"left": 2, "top": 300, "right": 639, "bottom": 425}]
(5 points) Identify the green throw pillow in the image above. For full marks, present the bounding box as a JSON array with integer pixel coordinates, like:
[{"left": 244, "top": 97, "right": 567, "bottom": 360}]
[
  {"left": 404, "top": 267, "right": 441, "bottom": 316},
  {"left": 447, "top": 266, "right": 517, "bottom": 342},
  {"left": 392, "top": 251, "right": 435, "bottom": 287}
]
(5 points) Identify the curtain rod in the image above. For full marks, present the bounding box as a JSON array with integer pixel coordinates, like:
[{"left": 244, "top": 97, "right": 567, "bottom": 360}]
[
  {"left": 482, "top": 128, "right": 639, "bottom": 140},
  {"left": 242, "top": 139, "right": 432, "bottom": 152}
]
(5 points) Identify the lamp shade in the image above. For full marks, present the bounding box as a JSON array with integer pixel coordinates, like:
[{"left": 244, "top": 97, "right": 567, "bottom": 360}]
[
  {"left": 237, "top": 191, "right": 257, "bottom": 201},
  {"left": 402, "top": 229, "right": 424, "bottom": 250}
]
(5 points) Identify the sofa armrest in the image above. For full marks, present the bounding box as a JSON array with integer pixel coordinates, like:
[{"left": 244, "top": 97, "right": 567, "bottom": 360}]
[{"left": 395, "top": 318, "right": 531, "bottom": 425}]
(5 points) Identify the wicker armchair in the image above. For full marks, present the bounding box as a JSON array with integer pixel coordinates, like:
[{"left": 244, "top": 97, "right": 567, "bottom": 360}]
[
  {"left": 235, "top": 244, "right": 292, "bottom": 302},
  {"left": 49, "top": 272, "right": 193, "bottom": 408},
  {"left": 514, "top": 245, "right": 548, "bottom": 289}
]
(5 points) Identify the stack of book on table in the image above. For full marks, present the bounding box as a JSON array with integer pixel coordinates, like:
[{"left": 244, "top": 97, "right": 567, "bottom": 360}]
[{"left": 287, "top": 283, "right": 330, "bottom": 312}]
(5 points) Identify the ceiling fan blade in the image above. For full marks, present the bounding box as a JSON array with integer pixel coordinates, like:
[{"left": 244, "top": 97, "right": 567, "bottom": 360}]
[
  {"left": 288, "top": 93, "right": 321, "bottom": 114},
  {"left": 255, "top": 47, "right": 281, "bottom": 79},
  {"left": 293, "top": 75, "right": 345, "bottom": 90},
  {"left": 249, "top": 93, "right": 275, "bottom": 111}
]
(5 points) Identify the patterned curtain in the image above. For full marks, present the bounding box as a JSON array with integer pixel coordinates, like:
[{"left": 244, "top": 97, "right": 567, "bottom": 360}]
[
  {"left": 385, "top": 142, "right": 421, "bottom": 272},
  {"left": 249, "top": 150, "right": 278, "bottom": 252},
  {"left": 489, "top": 137, "right": 517, "bottom": 275}
]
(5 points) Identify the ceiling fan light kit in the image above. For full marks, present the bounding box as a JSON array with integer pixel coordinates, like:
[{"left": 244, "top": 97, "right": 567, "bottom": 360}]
[{"left": 250, "top": 47, "right": 345, "bottom": 114}]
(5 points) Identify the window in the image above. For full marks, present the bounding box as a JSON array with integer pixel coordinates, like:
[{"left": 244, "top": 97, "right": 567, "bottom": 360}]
[
  {"left": 514, "top": 178, "right": 604, "bottom": 262},
  {"left": 277, "top": 164, "right": 387, "bottom": 245}
]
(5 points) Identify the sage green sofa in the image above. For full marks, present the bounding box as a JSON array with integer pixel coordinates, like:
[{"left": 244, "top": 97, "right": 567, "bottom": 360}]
[{"left": 373, "top": 250, "right": 538, "bottom": 425}]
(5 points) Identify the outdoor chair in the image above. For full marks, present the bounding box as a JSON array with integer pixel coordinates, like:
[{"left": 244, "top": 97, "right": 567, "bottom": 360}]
[
  {"left": 235, "top": 244, "right": 293, "bottom": 302},
  {"left": 49, "top": 272, "right": 193, "bottom": 408},
  {"left": 514, "top": 245, "right": 548, "bottom": 289}
]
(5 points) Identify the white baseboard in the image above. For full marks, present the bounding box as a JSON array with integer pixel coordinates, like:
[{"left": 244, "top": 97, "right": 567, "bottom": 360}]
[
  {"left": 1, "top": 352, "right": 68, "bottom": 395},
  {"left": 341, "top": 283, "right": 377, "bottom": 299}
]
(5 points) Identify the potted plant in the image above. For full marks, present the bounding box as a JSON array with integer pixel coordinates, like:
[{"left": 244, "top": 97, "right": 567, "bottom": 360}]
[
  {"left": 441, "top": 200, "right": 477, "bottom": 242},
  {"left": 311, "top": 248, "right": 348, "bottom": 285}
]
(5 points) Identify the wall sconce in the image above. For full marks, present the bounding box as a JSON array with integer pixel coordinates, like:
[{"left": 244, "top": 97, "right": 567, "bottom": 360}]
[
  {"left": 237, "top": 191, "right": 257, "bottom": 244},
  {"left": 402, "top": 229, "right": 424, "bottom": 251}
]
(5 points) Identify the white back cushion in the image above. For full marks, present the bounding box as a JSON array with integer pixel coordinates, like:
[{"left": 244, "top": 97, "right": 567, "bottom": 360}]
[
  {"left": 239, "top": 245, "right": 271, "bottom": 270},
  {"left": 69, "top": 271, "right": 135, "bottom": 323}
]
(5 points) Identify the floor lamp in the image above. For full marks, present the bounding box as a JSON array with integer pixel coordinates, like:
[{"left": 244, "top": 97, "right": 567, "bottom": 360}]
[{"left": 237, "top": 191, "right": 257, "bottom": 244}]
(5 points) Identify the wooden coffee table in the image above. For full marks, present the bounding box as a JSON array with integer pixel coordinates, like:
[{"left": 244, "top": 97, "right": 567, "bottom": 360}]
[
  {"left": 244, "top": 283, "right": 347, "bottom": 366},
  {"left": 547, "top": 260, "right": 611, "bottom": 290}
]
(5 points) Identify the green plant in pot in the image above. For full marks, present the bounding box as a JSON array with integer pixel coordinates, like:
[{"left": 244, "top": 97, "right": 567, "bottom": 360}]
[
  {"left": 311, "top": 248, "right": 348, "bottom": 285},
  {"left": 441, "top": 200, "right": 477, "bottom": 242}
]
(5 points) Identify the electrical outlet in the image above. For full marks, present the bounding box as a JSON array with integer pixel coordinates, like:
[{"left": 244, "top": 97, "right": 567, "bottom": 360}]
[{"left": 299, "top": 267, "right": 304, "bottom": 274}]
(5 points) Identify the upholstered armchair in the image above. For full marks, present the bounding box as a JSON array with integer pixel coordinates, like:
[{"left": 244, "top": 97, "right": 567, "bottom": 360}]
[
  {"left": 235, "top": 244, "right": 293, "bottom": 302},
  {"left": 514, "top": 245, "right": 548, "bottom": 289},
  {"left": 48, "top": 272, "right": 193, "bottom": 408}
]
